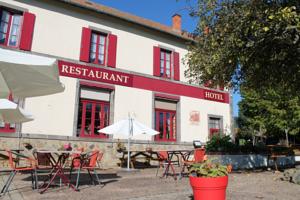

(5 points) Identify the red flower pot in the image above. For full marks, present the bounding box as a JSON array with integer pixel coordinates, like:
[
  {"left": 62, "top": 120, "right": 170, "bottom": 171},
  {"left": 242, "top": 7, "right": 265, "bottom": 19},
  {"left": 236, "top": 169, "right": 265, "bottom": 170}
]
[{"left": 189, "top": 175, "right": 228, "bottom": 200}]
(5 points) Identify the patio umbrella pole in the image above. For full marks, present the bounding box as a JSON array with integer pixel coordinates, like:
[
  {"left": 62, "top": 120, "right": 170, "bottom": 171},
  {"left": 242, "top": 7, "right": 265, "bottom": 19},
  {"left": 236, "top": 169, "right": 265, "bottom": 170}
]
[{"left": 127, "top": 117, "right": 132, "bottom": 171}]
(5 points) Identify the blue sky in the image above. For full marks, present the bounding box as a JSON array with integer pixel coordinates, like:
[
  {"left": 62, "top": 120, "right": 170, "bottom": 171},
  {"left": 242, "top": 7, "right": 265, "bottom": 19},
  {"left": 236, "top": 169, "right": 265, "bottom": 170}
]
[{"left": 92, "top": 0, "right": 241, "bottom": 116}]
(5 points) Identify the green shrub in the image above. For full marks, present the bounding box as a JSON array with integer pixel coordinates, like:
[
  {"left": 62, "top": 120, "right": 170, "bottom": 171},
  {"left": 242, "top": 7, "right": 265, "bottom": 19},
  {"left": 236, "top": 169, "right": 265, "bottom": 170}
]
[
  {"left": 206, "top": 135, "right": 238, "bottom": 153},
  {"left": 189, "top": 160, "right": 228, "bottom": 177}
]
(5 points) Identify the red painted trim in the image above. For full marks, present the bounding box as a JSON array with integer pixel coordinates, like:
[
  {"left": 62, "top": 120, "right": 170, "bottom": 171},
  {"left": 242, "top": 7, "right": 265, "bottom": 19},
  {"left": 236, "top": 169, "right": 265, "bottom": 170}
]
[
  {"left": 19, "top": 12, "right": 35, "bottom": 51},
  {"left": 80, "top": 27, "right": 92, "bottom": 62},
  {"left": 155, "top": 93, "right": 180, "bottom": 101},
  {"left": 80, "top": 81, "right": 115, "bottom": 90},
  {"left": 153, "top": 46, "right": 160, "bottom": 76},
  {"left": 107, "top": 34, "right": 117, "bottom": 68},
  {"left": 173, "top": 52, "right": 180, "bottom": 81},
  {"left": 58, "top": 60, "right": 229, "bottom": 104}
]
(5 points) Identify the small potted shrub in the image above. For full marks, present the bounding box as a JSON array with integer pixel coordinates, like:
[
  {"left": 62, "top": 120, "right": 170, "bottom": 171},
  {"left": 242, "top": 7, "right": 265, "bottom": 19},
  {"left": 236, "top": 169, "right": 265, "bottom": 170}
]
[{"left": 189, "top": 160, "right": 230, "bottom": 200}]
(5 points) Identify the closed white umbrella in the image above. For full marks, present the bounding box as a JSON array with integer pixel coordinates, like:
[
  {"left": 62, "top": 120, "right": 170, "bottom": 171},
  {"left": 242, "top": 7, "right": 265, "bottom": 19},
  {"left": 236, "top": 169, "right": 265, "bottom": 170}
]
[
  {"left": 99, "top": 118, "right": 159, "bottom": 170},
  {"left": 0, "top": 99, "right": 34, "bottom": 123},
  {"left": 0, "top": 48, "right": 64, "bottom": 98}
]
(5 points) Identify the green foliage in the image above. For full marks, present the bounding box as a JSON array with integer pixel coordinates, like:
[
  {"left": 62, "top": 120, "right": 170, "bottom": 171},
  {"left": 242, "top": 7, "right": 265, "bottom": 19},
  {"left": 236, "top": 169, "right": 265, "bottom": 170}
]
[
  {"left": 189, "top": 159, "right": 228, "bottom": 177},
  {"left": 238, "top": 88, "right": 300, "bottom": 137},
  {"left": 205, "top": 135, "right": 238, "bottom": 153},
  {"left": 184, "top": 0, "right": 300, "bottom": 93}
]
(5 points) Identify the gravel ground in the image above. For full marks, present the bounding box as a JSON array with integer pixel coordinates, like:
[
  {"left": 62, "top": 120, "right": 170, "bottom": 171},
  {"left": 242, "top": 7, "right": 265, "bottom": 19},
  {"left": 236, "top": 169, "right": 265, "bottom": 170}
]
[{"left": 0, "top": 168, "right": 299, "bottom": 200}]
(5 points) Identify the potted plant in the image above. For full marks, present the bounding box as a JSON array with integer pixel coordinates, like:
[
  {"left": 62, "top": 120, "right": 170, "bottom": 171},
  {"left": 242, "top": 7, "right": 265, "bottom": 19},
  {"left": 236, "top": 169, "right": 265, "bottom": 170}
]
[{"left": 189, "top": 160, "right": 230, "bottom": 200}]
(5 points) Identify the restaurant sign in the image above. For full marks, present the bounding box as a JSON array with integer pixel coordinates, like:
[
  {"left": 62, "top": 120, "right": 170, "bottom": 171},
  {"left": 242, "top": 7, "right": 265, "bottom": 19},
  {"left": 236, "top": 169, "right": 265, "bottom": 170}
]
[
  {"left": 58, "top": 60, "right": 132, "bottom": 86},
  {"left": 204, "top": 90, "right": 226, "bottom": 103}
]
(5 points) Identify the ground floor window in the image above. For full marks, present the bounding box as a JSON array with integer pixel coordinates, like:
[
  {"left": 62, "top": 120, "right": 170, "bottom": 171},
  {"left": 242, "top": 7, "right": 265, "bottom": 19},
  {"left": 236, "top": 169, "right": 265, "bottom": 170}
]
[
  {"left": 77, "top": 87, "right": 111, "bottom": 138},
  {"left": 154, "top": 109, "right": 176, "bottom": 142},
  {"left": 77, "top": 99, "right": 109, "bottom": 138},
  {"left": 0, "top": 95, "right": 17, "bottom": 133},
  {"left": 208, "top": 116, "right": 222, "bottom": 138}
]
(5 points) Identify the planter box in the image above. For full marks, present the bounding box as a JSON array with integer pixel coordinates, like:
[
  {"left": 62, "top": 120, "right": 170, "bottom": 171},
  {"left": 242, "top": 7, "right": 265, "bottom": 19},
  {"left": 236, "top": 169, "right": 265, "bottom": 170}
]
[{"left": 208, "top": 154, "right": 296, "bottom": 170}]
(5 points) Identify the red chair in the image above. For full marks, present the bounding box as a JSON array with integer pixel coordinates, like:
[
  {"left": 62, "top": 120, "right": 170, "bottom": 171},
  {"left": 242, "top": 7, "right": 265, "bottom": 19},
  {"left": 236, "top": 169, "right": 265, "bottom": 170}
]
[
  {"left": 156, "top": 151, "right": 177, "bottom": 180},
  {"left": 180, "top": 148, "right": 206, "bottom": 178},
  {"left": 70, "top": 150, "right": 103, "bottom": 189},
  {"left": 0, "top": 150, "right": 38, "bottom": 196}
]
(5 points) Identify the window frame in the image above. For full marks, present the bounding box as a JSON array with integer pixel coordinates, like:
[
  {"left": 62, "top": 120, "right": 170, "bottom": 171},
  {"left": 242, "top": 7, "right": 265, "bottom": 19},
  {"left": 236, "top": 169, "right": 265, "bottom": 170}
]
[
  {"left": 208, "top": 116, "right": 223, "bottom": 139},
  {"left": 77, "top": 98, "right": 110, "bottom": 139},
  {"left": 0, "top": 7, "right": 23, "bottom": 48},
  {"left": 154, "top": 108, "right": 176, "bottom": 142},
  {"left": 89, "top": 31, "right": 107, "bottom": 66},
  {"left": 159, "top": 49, "right": 172, "bottom": 79}
]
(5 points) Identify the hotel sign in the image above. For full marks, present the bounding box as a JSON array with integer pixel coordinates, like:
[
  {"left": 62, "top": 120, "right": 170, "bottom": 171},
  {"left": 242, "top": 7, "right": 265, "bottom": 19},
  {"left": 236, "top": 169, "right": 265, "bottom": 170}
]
[
  {"left": 204, "top": 90, "right": 226, "bottom": 103},
  {"left": 58, "top": 60, "right": 132, "bottom": 86}
]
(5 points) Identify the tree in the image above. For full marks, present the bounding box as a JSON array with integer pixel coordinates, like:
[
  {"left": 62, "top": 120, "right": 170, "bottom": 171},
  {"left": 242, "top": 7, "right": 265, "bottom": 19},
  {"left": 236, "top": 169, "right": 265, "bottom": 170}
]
[
  {"left": 184, "top": 0, "right": 300, "bottom": 93},
  {"left": 238, "top": 87, "right": 300, "bottom": 140}
]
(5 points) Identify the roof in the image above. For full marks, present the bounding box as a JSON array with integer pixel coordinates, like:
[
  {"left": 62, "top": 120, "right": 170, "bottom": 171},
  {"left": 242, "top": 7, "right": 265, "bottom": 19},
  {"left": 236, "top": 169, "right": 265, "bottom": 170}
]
[{"left": 58, "top": 0, "right": 195, "bottom": 42}]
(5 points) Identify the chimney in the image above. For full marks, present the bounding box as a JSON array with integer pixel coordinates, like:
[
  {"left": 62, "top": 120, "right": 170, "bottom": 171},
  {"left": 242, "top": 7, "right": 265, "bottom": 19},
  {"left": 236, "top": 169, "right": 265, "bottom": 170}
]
[{"left": 172, "top": 14, "right": 181, "bottom": 32}]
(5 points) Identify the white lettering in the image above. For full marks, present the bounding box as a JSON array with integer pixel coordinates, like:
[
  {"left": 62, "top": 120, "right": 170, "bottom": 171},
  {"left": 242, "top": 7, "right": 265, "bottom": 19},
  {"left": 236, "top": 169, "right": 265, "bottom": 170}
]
[
  {"left": 103, "top": 72, "right": 109, "bottom": 80},
  {"left": 88, "top": 70, "right": 95, "bottom": 78},
  {"left": 61, "top": 64, "right": 69, "bottom": 73}
]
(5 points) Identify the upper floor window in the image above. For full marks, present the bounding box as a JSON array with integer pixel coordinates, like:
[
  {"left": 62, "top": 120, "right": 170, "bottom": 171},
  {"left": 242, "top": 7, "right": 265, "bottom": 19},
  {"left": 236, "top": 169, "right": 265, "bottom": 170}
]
[
  {"left": 153, "top": 46, "right": 180, "bottom": 81},
  {"left": 0, "top": 7, "right": 35, "bottom": 51},
  {"left": 80, "top": 27, "right": 117, "bottom": 68},
  {"left": 90, "top": 32, "right": 107, "bottom": 65},
  {"left": 0, "top": 9, "right": 22, "bottom": 47},
  {"left": 160, "top": 49, "right": 172, "bottom": 78}
]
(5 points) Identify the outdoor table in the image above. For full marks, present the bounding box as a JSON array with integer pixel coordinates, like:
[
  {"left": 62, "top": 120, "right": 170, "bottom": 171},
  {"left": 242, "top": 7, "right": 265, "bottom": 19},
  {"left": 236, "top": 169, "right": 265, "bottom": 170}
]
[
  {"left": 166, "top": 150, "right": 193, "bottom": 164},
  {"left": 36, "top": 150, "right": 82, "bottom": 194},
  {"left": 119, "top": 150, "right": 192, "bottom": 168},
  {"left": 120, "top": 150, "right": 160, "bottom": 167}
]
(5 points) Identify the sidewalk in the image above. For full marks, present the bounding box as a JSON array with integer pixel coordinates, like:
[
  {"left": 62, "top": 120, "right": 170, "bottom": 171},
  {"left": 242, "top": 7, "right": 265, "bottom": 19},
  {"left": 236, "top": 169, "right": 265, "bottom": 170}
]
[{"left": 1, "top": 168, "right": 300, "bottom": 200}]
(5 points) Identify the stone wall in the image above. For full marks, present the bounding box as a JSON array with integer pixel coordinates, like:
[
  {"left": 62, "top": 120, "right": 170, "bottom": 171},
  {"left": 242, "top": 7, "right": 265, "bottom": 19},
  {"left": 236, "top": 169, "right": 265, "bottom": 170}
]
[{"left": 0, "top": 136, "right": 193, "bottom": 170}]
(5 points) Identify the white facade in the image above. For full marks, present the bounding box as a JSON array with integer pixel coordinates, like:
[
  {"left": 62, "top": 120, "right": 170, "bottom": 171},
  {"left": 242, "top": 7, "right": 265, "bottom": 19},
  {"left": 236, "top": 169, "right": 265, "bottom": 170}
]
[{"left": 0, "top": 0, "right": 232, "bottom": 143}]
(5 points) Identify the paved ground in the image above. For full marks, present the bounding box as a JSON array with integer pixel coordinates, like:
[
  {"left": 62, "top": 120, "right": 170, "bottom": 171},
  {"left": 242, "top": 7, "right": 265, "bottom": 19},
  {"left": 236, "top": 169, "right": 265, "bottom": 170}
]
[{"left": 0, "top": 168, "right": 299, "bottom": 200}]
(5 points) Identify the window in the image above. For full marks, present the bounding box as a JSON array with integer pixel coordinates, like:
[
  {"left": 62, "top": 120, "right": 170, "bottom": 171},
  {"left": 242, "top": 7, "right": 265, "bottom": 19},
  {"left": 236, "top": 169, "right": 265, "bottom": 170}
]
[
  {"left": 77, "top": 88, "right": 111, "bottom": 138},
  {"left": 77, "top": 99, "right": 109, "bottom": 138},
  {"left": 90, "top": 32, "right": 107, "bottom": 65},
  {"left": 208, "top": 117, "right": 222, "bottom": 138},
  {"left": 155, "top": 109, "right": 176, "bottom": 142},
  {"left": 0, "top": 94, "right": 18, "bottom": 133},
  {"left": 160, "top": 49, "right": 172, "bottom": 78},
  {"left": 0, "top": 9, "right": 22, "bottom": 47},
  {"left": 154, "top": 98, "right": 177, "bottom": 142},
  {"left": 153, "top": 46, "right": 180, "bottom": 80},
  {"left": 80, "top": 27, "right": 118, "bottom": 68}
]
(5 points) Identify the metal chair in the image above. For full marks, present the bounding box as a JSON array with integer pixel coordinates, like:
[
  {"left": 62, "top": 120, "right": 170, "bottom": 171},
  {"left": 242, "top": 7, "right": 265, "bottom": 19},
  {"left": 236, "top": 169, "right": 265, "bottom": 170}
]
[
  {"left": 0, "top": 150, "right": 37, "bottom": 196},
  {"left": 156, "top": 151, "right": 177, "bottom": 180},
  {"left": 180, "top": 148, "right": 206, "bottom": 178},
  {"left": 70, "top": 150, "right": 103, "bottom": 189}
]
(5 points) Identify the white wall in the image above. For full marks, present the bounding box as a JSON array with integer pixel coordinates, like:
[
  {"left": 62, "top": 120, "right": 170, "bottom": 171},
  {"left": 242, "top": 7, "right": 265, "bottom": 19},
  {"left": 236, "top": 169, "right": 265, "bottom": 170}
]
[
  {"left": 22, "top": 77, "right": 77, "bottom": 136},
  {"left": 2, "top": 0, "right": 189, "bottom": 82},
  {"left": 113, "top": 86, "right": 153, "bottom": 140},
  {"left": 180, "top": 97, "right": 231, "bottom": 143}
]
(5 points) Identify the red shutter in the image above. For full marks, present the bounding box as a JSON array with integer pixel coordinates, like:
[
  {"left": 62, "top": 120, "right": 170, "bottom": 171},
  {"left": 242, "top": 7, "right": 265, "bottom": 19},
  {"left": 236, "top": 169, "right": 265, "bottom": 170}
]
[
  {"left": 153, "top": 46, "right": 160, "bottom": 77},
  {"left": 19, "top": 12, "right": 35, "bottom": 51},
  {"left": 173, "top": 52, "right": 180, "bottom": 81},
  {"left": 80, "top": 27, "right": 92, "bottom": 62},
  {"left": 107, "top": 34, "right": 117, "bottom": 68}
]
